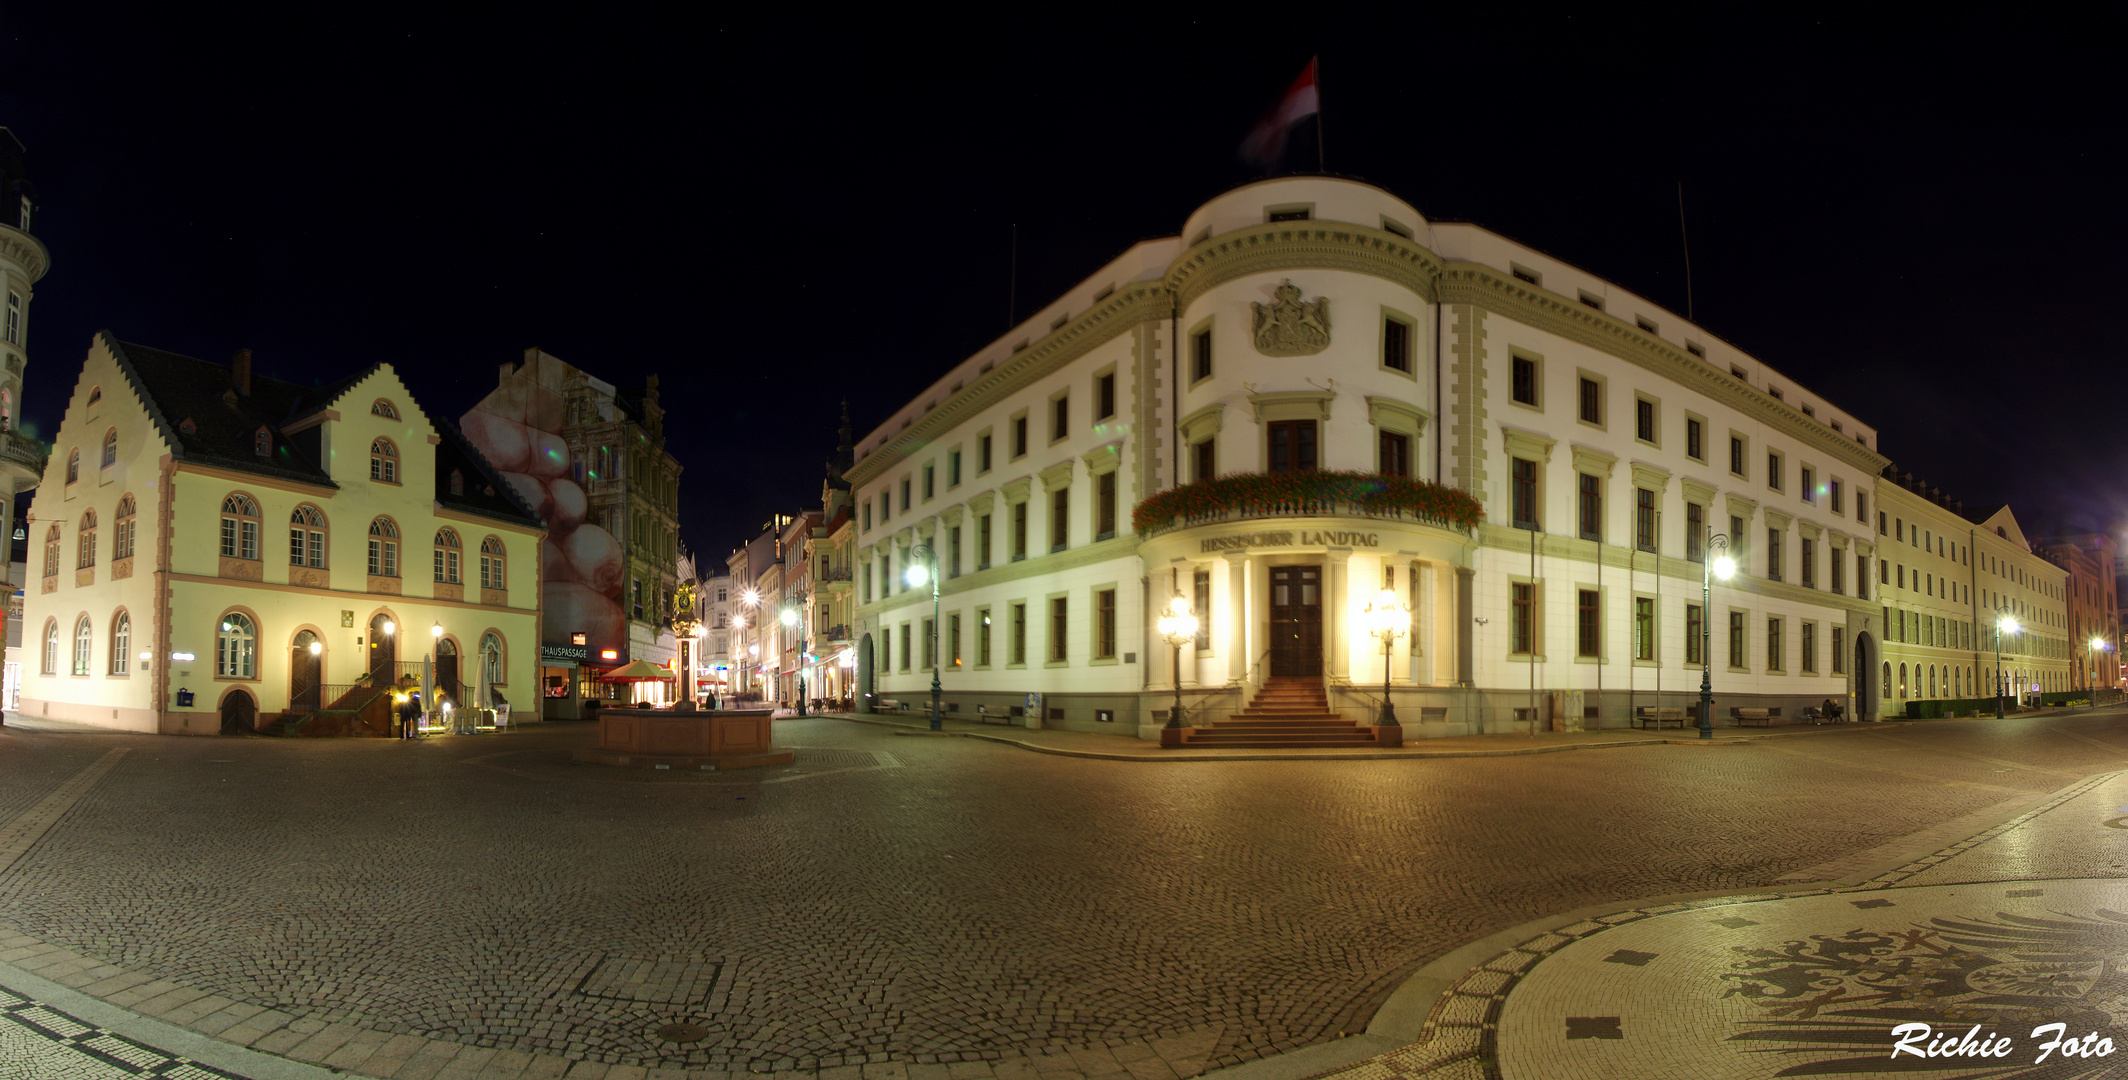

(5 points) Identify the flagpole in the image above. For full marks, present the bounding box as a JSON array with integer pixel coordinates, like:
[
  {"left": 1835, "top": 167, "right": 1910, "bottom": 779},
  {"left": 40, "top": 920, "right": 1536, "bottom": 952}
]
[{"left": 1314, "top": 55, "right": 1325, "bottom": 173}]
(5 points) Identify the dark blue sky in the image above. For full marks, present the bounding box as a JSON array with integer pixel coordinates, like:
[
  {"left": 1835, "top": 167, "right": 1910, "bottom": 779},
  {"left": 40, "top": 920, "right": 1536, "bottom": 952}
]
[{"left": 3, "top": 6, "right": 2123, "bottom": 564}]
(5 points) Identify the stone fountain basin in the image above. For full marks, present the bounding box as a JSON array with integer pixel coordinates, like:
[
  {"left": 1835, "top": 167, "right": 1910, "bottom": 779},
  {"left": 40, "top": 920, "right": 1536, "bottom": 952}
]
[{"left": 570, "top": 707, "right": 794, "bottom": 770}]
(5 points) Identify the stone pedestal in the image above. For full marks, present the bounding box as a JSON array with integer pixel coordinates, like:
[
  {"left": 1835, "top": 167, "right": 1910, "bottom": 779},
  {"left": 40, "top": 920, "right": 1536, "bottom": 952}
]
[
  {"left": 571, "top": 707, "right": 794, "bottom": 770},
  {"left": 1373, "top": 725, "right": 1403, "bottom": 748}
]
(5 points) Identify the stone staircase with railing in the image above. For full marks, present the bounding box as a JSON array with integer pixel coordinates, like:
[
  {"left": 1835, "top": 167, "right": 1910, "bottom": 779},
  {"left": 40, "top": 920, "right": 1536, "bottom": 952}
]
[{"left": 1180, "top": 677, "right": 1387, "bottom": 748}]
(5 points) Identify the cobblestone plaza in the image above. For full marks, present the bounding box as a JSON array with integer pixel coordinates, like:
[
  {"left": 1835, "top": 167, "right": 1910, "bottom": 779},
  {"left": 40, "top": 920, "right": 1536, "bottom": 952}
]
[{"left": 4, "top": 713, "right": 2128, "bottom": 1079}]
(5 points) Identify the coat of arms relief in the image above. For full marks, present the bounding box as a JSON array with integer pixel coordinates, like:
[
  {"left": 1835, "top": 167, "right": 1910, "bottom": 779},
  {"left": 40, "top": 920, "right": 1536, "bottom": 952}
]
[{"left": 1251, "top": 279, "right": 1330, "bottom": 356}]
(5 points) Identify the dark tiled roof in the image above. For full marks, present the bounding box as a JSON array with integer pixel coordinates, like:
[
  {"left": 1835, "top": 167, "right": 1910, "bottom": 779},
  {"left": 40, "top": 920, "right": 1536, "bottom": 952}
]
[
  {"left": 433, "top": 416, "right": 543, "bottom": 528},
  {"left": 1962, "top": 503, "right": 2009, "bottom": 526},
  {"left": 106, "top": 336, "right": 338, "bottom": 487}
]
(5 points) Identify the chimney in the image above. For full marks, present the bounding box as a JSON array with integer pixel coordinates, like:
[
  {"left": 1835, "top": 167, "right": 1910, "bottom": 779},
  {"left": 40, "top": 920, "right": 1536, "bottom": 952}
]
[{"left": 231, "top": 349, "right": 252, "bottom": 395}]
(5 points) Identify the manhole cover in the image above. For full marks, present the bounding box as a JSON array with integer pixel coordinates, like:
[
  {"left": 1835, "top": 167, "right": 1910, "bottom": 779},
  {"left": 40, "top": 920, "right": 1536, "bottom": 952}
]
[{"left": 656, "top": 1022, "right": 708, "bottom": 1044}]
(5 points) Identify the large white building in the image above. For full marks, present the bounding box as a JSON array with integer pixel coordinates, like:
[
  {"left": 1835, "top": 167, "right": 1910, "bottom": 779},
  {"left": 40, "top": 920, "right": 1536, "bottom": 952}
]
[{"left": 848, "top": 176, "right": 2065, "bottom": 740}]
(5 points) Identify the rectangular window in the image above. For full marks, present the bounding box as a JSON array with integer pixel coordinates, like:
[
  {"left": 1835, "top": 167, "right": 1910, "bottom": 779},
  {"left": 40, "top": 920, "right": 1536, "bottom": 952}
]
[
  {"left": 1767, "top": 617, "right": 1783, "bottom": 672},
  {"left": 949, "top": 615, "right": 961, "bottom": 669},
  {"left": 1766, "top": 528, "right": 1782, "bottom": 582},
  {"left": 979, "top": 434, "right": 992, "bottom": 473},
  {"left": 3, "top": 291, "right": 17, "bottom": 345},
  {"left": 1687, "top": 503, "right": 1704, "bottom": 561},
  {"left": 1686, "top": 417, "right": 1703, "bottom": 460},
  {"left": 1802, "top": 622, "right": 1817, "bottom": 673},
  {"left": 880, "top": 493, "right": 890, "bottom": 523},
  {"left": 1511, "top": 583, "right": 1535, "bottom": 654},
  {"left": 1634, "top": 597, "right": 1654, "bottom": 661},
  {"left": 1831, "top": 549, "right": 1844, "bottom": 594},
  {"left": 1051, "top": 487, "right": 1070, "bottom": 552},
  {"left": 1578, "top": 377, "right": 1601, "bottom": 424},
  {"left": 1097, "top": 471, "right": 1117, "bottom": 539},
  {"left": 1511, "top": 355, "right": 1537, "bottom": 405},
  {"left": 1577, "top": 589, "right": 1600, "bottom": 658},
  {"left": 949, "top": 450, "right": 961, "bottom": 487},
  {"left": 899, "top": 623, "right": 911, "bottom": 671},
  {"left": 1800, "top": 466, "right": 1815, "bottom": 503},
  {"left": 1858, "top": 552, "right": 1870, "bottom": 600},
  {"left": 1730, "top": 436, "right": 1745, "bottom": 476},
  {"left": 1635, "top": 398, "right": 1655, "bottom": 442},
  {"left": 1010, "top": 603, "right": 1027, "bottom": 665},
  {"left": 1382, "top": 317, "right": 1412, "bottom": 372},
  {"left": 1767, "top": 452, "right": 1782, "bottom": 491},
  {"left": 948, "top": 526, "right": 962, "bottom": 578},
  {"left": 1832, "top": 627, "right": 1845, "bottom": 673},
  {"left": 1577, "top": 473, "right": 1602, "bottom": 541},
  {"left": 900, "top": 478, "right": 911, "bottom": 511},
  {"left": 1096, "top": 589, "right": 1117, "bottom": 659},
  {"left": 1729, "top": 611, "right": 1746, "bottom": 668},
  {"left": 1635, "top": 488, "right": 1656, "bottom": 552},
  {"left": 1012, "top": 416, "right": 1028, "bottom": 458},
  {"left": 1050, "top": 597, "right": 1069, "bottom": 662},
  {"left": 977, "top": 608, "right": 992, "bottom": 666},
  {"left": 1731, "top": 516, "right": 1745, "bottom": 569},
  {"left": 1830, "top": 478, "right": 1843, "bottom": 513},
  {"left": 1194, "top": 438, "right": 1216, "bottom": 482},
  {"left": 1097, "top": 373, "right": 1116, "bottom": 420},
  {"left": 1193, "top": 570, "right": 1211, "bottom": 650},
  {"left": 977, "top": 513, "right": 992, "bottom": 570},
  {"left": 863, "top": 503, "right": 873, "bottom": 532},
  {"left": 1379, "top": 431, "right": 1410, "bottom": 477},
  {"left": 1267, "top": 420, "right": 1317, "bottom": 472},
  {"left": 1512, "top": 458, "right": 1538, "bottom": 529},
  {"left": 1802, "top": 537, "right": 1816, "bottom": 588},
  {"left": 1052, "top": 394, "right": 1069, "bottom": 442},
  {"left": 922, "top": 465, "right": 934, "bottom": 500},
  {"left": 1012, "top": 501, "right": 1028, "bottom": 560},
  {"left": 1192, "top": 329, "right": 1212, "bottom": 382},
  {"left": 1686, "top": 604, "right": 1704, "bottom": 664}
]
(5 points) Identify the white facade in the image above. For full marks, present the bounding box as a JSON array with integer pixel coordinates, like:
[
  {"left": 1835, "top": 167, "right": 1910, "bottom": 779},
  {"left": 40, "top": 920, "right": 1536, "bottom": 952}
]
[{"left": 850, "top": 176, "right": 1913, "bottom": 737}]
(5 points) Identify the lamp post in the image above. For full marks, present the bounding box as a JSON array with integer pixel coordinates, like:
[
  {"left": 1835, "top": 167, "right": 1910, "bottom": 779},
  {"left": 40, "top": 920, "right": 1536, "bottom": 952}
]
[
  {"left": 780, "top": 593, "right": 808, "bottom": 716},
  {"left": 1156, "top": 594, "right": 1198, "bottom": 733},
  {"left": 1995, "top": 612, "right": 2018, "bottom": 718},
  {"left": 1364, "top": 587, "right": 1411, "bottom": 727},
  {"left": 904, "top": 543, "right": 943, "bottom": 731},
  {"left": 1697, "top": 533, "right": 1736, "bottom": 741},
  {"left": 2091, "top": 636, "right": 2108, "bottom": 709}
]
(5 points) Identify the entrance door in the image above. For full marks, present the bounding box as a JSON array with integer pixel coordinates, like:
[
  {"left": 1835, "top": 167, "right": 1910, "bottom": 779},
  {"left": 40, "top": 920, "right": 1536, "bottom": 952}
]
[
  {"left": 1269, "top": 565, "right": 1323, "bottom": 676},
  {"left": 290, "top": 630, "right": 321, "bottom": 710},
  {"left": 436, "top": 639, "right": 460, "bottom": 707},
  {"left": 220, "top": 689, "right": 256, "bottom": 734},
  {"left": 368, "top": 614, "right": 397, "bottom": 683}
]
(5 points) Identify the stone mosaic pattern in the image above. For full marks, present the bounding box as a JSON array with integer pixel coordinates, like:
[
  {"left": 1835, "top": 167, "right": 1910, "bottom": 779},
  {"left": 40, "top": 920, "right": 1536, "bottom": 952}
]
[{"left": 0, "top": 986, "right": 246, "bottom": 1080}]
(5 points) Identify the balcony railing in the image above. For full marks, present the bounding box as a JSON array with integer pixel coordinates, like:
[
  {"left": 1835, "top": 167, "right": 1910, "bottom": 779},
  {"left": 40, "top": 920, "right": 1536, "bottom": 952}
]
[
  {"left": 0, "top": 430, "right": 46, "bottom": 474},
  {"left": 817, "top": 568, "right": 853, "bottom": 582},
  {"left": 821, "top": 623, "right": 852, "bottom": 642},
  {"left": 1133, "top": 472, "right": 1484, "bottom": 540}
]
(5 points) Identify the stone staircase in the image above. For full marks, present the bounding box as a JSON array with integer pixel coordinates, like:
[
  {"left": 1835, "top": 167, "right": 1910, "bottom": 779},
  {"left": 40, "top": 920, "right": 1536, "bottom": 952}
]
[{"left": 1181, "top": 677, "right": 1386, "bottom": 748}]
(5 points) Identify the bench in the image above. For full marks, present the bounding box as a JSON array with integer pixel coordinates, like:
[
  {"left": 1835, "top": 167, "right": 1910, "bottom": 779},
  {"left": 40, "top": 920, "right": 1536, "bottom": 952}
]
[
  {"left": 975, "top": 705, "right": 1014, "bottom": 726},
  {"left": 1801, "top": 705, "right": 1845, "bottom": 725},
  {"left": 1635, "top": 707, "right": 1688, "bottom": 730},
  {"left": 876, "top": 698, "right": 908, "bottom": 714},
  {"left": 1732, "top": 707, "right": 1779, "bottom": 727}
]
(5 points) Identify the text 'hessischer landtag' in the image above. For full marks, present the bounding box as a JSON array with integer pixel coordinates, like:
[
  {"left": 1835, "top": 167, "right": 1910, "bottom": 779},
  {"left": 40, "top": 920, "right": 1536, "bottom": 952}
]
[{"left": 1199, "top": 530, "right": 1380, "bottom": 553}]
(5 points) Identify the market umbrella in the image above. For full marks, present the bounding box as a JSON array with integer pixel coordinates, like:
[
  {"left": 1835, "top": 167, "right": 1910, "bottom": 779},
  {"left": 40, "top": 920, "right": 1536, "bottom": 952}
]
[{"left": 596, "top": 660, "right": 676, "bottom": 682}]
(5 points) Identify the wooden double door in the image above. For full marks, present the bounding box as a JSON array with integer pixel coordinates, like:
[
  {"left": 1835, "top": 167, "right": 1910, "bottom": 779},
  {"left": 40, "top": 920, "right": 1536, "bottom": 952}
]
[{"left": 1269, "top": 565, "right": 1323, "bottom": 677}]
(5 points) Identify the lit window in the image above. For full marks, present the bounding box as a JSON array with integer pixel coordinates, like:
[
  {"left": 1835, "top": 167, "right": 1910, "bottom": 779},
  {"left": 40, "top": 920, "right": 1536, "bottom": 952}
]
[
  {"left": 72, "top": 615, "right": 92, "bottom": 675},
  {"left": 217, "top": 612, "right": 257, "bottom": 678}
]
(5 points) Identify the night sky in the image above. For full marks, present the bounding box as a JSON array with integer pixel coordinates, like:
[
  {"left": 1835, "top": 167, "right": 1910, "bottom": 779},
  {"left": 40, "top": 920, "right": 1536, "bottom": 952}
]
[{"left": 3, "top": 8, "right": 2123, "bottom": 567}]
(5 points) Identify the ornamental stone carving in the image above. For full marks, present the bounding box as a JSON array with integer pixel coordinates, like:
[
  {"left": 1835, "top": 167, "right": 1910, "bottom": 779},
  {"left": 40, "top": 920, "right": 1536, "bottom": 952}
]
[{"left": 1250, "top": 279, "right": 1330, "bottom": 357}]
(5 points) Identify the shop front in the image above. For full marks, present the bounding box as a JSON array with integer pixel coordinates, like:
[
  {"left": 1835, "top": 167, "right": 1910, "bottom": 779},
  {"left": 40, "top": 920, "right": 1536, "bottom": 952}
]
[{"left": 541, "top": 642, "right": 628, "bottom": 719}]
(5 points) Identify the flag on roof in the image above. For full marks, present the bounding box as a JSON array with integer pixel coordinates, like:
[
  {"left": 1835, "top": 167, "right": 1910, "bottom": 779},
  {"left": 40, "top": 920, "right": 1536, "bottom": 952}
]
[{"left": 1240, "top": 58, "right": 1320, "bottom": 167}]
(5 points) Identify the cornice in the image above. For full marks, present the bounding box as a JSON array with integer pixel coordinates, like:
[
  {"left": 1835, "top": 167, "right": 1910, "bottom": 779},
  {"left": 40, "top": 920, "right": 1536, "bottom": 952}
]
[
  {"left": 845, "top": 283, "right": 1170, "bottom": 488},
  {"left": 0, "top": 224, "right": 50, "bottom": 283},
  {"left": 1437, "top": 264, "right": 1891, "bottom": 476},
  {"left": 1165, "top": 223, "right": 1445, "bottom": 313}
]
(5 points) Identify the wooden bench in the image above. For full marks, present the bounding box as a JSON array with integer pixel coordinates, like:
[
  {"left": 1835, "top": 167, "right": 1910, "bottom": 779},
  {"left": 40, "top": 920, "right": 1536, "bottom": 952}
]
[
  {"left": 975, "top": 705, "right": 1014, "bottom": 726},
  {"left": 1635, "top": 707, "right": 1688, "bottom": 730},
  {"left": 876, "top": 698, "right": 908, "bottom": 714},
  {"left": 1732, "top": 707, "right": 1779, "bottom": 727}
]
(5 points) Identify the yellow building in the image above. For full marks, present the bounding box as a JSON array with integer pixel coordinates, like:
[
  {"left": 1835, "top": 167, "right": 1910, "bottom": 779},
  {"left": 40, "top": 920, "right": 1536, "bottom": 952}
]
[{"left": 20, "top": 334, "right": 544, "bottom": 734}]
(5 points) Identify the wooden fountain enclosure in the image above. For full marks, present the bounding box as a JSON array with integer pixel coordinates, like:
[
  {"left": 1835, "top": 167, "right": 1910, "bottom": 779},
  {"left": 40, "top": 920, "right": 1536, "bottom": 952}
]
[{"left": 572, "top": 705, "right": 793, "bottom": 770}]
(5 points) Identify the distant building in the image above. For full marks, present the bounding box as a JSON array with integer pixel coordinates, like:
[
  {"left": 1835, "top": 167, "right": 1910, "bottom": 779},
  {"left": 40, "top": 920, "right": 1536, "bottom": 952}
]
[
  {"left": 21, "top": 335, "right": 544, "bottom": 733},
  {"left": 0, "top": 128, "right": 50, "bottom": 708},
  {"left": 2039, "top": 532, "right": 2121, "bottom": 692}
]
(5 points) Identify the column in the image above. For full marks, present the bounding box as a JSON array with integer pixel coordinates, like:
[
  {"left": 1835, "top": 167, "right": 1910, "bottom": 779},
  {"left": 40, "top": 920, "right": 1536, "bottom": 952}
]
[
  {"left": 1327, "top": 548, "right": 1352, "bottom": 682},
  {"left": 1225, "top": 552, "right": 1249, "bottom": 686},
  {"left": 1456, "top": 565, "right": 1476, "bottom": 687}
]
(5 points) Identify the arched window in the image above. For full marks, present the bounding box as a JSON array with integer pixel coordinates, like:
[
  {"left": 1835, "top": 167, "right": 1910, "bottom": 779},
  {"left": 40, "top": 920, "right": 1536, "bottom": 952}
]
[
  {"left": 481, "top": 632, "right": 503, "bottom": 695},
  {"left": 1882, "top": 661, "right": 1892, "bottom": 699},
  {"left": 480, "top": 536, "right": 506, "bottom": 590},
  {"left": 290, "top": 505, "right": 326, "bottom": 567},
  {"left": 370, "top": 438, "right": 398, "bottom": 483},
  {"left": 1928, "top": 665, "right": 1937, "bottom": 698},
  {"left": 76, "top": 509, "right": 96, "bottom": 568},
  {"left": 219, "top": 494, "right": 261, "bottom": 560},
  {"left": 253, "top": 427, "right": 271, "bottom": 457},
  {"left": 216, "top": 612, "right": 256, "bottom": 678},
  {"left": 65, "top": 448, "right": 79, "bottom": 484},
  {"left": 72, "top": 615, "right": 92, "bottom": 675},
  {"left": 101, "top": 428, "right": 117, "bottom": 467},
  {"left": 1898, "top": 662, "right": 1908, "bottom": 699},
  {"left": 371, "top": 399, "right": 399, "bottom": 420},
  {"left": 433, "top": 528, "right": 461, "bottom": 584},
  {"left": 41, "top": 523, "right": 59, "bottom": 579},
  {"left": 40, "top": 619, "right": 56, "bottom": 674},
  {"left": 367, "top": 518, "right": 400, "bottom": 577},
  {"left": 87, "top": 386, "right": 101, "bottom": 406},
  {"left": 113, "top": 494, "right": 136, "bottom": 561},
  {"left": 111, "top": 611, "right": 130, "bottom": 675}
]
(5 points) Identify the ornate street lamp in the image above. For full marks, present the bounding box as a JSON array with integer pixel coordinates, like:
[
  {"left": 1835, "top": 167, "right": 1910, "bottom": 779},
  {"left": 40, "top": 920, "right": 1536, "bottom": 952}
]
[
  {"left": 670, "top": 582, "right": 702, "bottom": 710},
  {"left": 1696, "top": 533, "right": 1736, "bottom": 740},
  {"left": 1996, "top": 612, "right": 2018, "bottom": 718},
  {"left": 903, "top": 543, "right": 943, "bottom": 731},
  {"left": 1156, "top": 594, "right": 1198, "bottom": 732},
  {"left": 1363, "top": 587, "right": 1410, "bottom": 727}
]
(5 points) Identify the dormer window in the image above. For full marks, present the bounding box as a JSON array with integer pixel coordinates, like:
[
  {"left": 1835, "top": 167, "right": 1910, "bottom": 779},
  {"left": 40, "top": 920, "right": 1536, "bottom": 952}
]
[
  {"left": 254, "top": 426, "right": 271, "bottom": 456},
  {"left": 449, "top": 469, "right": 464, "bottom": 496},
  {"left": 178, "top": 418, "right": 197, "bottom": 435},
  {"left": 372, "top": 399, "right": 399, "bottom": 420}
]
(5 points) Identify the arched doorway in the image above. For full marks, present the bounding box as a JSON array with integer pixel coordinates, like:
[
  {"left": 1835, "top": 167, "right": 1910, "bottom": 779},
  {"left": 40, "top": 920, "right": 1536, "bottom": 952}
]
[
  {"left": 291, "top": 630, "right": 321, "bottom": 710},
  {"left": 1853, "top": 632, "right": 1876, "bottom": 721},
  {"left": 436, "top": 638, "right": 461, "bottom": 707},
  {"left": 220, "top": 688, "right": 256, "bottom": 734},
  {"left": 369, "top": 613, "right": 397, "bottom": 683},
  {"left": 857, "top": 632, "right": 875, "bottom": 712}
]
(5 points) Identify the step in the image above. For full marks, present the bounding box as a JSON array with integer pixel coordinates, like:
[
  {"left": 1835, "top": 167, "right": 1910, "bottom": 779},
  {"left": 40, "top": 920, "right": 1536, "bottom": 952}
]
[
  {"left": 1227, "top": 712, "right": 1347, "bottom": 721},
  {"left": 1182, "top": 736, "right": 1382, "bottom": 747}
]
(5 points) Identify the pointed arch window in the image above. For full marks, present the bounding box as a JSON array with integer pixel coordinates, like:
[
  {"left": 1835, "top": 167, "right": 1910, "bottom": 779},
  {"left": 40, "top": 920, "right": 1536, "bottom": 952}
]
[
  {"left": 76, "top": 509, "right": 96, "bottom": 568},
  {"left": 290, "top": 505, "right": 326, "bottom": 567},
  {"left": 41, "top": 523, "right": 59, "bottom": 579},
  {"left": 368, "top": 518, "right": 400, "bottom": 577},
  {"left": 220, "top": 494, "right": 261, "bottom": 560},
  {"left": 101, "top": 428, "right": 118, "bottom": 467},
  {"left": 370, "top": 438, "right": 399, "bottom": 483},
  {"left": 113, "top": 495, "right": 136, "bottom": 560},
  {"left": 72, "top": 615, "right": 92, "bottom": 676},
  {"left": 40, "top": 619, "right": 56, "bottom": 675},
  {"left": 481, "top": 632, "right": 504, "bottom": 695},
  {"left": 433, "top": 528, "right": 462, "bottom": 584},
  {"left": 480, "top": 536, "right": 506, "bottom": 590},
  {"left": 111, "top": 611, "right": 130, "bottom": 675},
  {"left": 217, "top": 612, "right": 256, "bottom": 678}
]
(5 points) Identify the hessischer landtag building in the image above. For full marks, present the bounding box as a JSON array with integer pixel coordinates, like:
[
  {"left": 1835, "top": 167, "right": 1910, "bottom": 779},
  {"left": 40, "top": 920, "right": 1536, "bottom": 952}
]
[{"left": 849, "top": 175, "right": 1916, "bottom": 741}]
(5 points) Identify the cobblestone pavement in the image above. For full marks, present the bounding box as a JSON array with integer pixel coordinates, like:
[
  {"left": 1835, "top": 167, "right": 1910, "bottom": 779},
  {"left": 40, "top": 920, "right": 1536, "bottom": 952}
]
[{"left": 1, "top": 710, "right": 2127, "bottom": 1080}]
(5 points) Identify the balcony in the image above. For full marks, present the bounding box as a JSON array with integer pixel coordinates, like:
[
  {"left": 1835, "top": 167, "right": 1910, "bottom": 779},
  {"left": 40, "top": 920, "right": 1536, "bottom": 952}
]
[
  {"left": 821, "top": 624, "right": 853, "bottom": 643},
  {"left": 0, "top": 429, "right": 46, "bottom": 483},
  {"left": 1133, "top": 471, "right": 1484, "bottom": 540}
]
